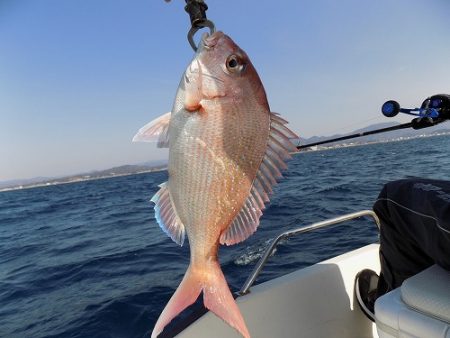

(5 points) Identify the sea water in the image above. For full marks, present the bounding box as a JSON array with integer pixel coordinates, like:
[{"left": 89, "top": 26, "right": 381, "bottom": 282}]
[{"left": 1, "top": 135, "right": 450, "bottom": 338}]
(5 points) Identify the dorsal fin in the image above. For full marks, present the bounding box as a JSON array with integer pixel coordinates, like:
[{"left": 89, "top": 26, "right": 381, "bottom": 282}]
[
  {"left": 220, "top": 112, "right": 298, "bottom": 246},
  {"left": 132, "top": 112, "right": 171, "bottom": 148},
  {"left": 151, "top": 182, "right": 186, "bottom": 246}
]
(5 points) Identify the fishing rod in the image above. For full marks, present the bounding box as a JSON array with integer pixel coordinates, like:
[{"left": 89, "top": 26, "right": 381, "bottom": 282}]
[
  {"left": 297, "top": 94, "right": 450, "bottom": 150},
  {"left": 164, "top": 2, "right": 450, "bottom": 150}
]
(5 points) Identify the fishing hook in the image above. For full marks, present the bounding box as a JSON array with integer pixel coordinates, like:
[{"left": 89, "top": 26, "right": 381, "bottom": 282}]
[
  {"left": 187, "top": 19, "right": 215, "bottom": 51},
  {"left": 165, "top": 0, "right": 216, "bottom": 51}
]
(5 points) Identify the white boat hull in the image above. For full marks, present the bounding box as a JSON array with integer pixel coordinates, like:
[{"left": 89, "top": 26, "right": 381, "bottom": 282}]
[{"left": 177, "top": 244, "right": 381, "bottom": 338}]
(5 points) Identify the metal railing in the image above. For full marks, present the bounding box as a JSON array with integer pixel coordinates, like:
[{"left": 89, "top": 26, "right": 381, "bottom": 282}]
[{"left": 238, "top": 210, "right": 380, "bottom": 295}]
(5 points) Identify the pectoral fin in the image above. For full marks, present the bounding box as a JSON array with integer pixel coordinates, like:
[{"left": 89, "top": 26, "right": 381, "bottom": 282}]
[{"left": 132, "top": 112, "right": 171, "bottom": 148}]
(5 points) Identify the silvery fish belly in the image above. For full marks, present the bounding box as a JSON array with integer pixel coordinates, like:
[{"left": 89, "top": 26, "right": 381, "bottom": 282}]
[{"left": 133, "top": 31, "right": 298, "bottom": 338}]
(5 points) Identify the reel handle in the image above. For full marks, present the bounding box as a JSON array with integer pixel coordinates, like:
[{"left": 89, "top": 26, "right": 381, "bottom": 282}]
[{"left": 381, "top": 100, "right": 400, "bottom": 117}]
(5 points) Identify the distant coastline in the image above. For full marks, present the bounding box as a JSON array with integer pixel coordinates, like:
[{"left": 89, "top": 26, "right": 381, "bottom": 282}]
[
  {"left": 0, "top": 165, "right": 167, "bottom": 193},
  {"left": 298, "top": 130, "right": 450, "bottom": 152},
  {"left": 2, "top": 129, "right": 450, "bottom": 193}
]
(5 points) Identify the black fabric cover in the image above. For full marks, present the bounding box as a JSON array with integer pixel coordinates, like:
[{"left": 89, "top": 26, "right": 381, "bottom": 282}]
[{"left": 373, "top": 178, "right": 450, "bottom": 292}]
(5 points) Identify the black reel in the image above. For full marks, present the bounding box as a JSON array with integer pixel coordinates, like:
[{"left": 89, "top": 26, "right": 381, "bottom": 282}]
[
  {"left": 382, "top": 94, "right": 450, "bottom": 129},
  {"left": 421, "top": 94, "right": 450, "bottom": 120}
]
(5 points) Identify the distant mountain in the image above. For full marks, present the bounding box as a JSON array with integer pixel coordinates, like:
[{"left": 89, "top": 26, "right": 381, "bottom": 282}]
[
  {"left": 0, "top": 162, "right": 167, "bottom": 192},
  {"left": 3, "top": 121, "right": 450, "bottom": 191},
  {"left": 86, "top": 164, "right": 156, "bottom": 177}
]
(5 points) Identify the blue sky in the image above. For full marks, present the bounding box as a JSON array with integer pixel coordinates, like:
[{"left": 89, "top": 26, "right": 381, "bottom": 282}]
[{"left": 1, "top": 0, "right": 449, "bottom": 181}]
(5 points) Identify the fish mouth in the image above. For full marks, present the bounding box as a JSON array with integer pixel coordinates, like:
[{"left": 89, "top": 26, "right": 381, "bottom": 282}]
[{"left": 201, "top": 31, "right": 225, "bottom": 49}]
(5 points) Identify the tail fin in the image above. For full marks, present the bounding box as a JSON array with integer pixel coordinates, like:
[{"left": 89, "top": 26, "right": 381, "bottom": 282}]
[
  {"left": 151, "top": 266, "right": 202, "bottom": 338},
  {"left": 151, "top": 263, "right": 250, "bottom": 338},
  {"left": 203, "top": 262, "right": 250, "bottom": 338}
]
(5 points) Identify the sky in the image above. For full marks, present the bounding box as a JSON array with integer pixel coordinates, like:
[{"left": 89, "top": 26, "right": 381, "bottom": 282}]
[{"left": 1, "top": 0, "right": 450, "bottom": 181}]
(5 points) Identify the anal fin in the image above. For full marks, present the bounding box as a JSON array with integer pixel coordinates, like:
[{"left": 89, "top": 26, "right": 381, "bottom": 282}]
[{"left": 151, "top": 182, "right": 185, "bottom": 246}]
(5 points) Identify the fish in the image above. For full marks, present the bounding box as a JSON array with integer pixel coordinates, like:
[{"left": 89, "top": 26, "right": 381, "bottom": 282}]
[{"left": 133, "top": 31, "right": 298, "bottom": 338}]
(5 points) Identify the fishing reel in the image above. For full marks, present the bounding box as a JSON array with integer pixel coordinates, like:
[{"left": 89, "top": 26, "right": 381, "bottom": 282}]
[{"left": 382, "top": 94, "right": 450, "bottom": 129}]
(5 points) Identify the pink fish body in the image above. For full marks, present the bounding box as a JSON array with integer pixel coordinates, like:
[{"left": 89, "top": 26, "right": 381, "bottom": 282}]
[{"left": 133, "top": 31, "right": 298, "bottom": 338}]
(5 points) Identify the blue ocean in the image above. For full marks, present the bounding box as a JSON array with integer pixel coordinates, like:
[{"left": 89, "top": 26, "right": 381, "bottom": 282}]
[{"left": 1, "top": 135, "right": 450, "bottom": 338}]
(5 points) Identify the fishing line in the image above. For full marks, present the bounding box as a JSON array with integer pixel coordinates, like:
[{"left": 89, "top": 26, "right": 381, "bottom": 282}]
[{"left": 163, "top": 2, "right": 450, "bottom": 152}]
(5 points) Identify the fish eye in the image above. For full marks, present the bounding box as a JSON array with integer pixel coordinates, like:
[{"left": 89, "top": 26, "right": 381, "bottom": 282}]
[{"left": 225, "top": 55, "right": 245, "bottom": 74}]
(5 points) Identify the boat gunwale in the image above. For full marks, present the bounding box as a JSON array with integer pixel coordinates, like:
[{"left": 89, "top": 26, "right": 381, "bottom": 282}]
[{"left": 239, "top": 209, "right": 380, "bottom": 295}]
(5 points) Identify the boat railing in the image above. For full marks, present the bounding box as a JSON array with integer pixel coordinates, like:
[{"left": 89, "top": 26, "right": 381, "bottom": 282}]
[{"left": 239, "top": 209, "right": 380, "bottom": 295}]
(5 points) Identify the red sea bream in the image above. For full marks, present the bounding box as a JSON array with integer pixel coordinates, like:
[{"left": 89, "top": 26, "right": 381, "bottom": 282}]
[{"left": 133, "top": 31, "right": 298, "bottom": 338}]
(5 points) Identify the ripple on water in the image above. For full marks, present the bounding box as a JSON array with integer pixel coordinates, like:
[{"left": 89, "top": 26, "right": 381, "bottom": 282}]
[{"left": 1, "top": 136, "right": 450, "bottom": 337}]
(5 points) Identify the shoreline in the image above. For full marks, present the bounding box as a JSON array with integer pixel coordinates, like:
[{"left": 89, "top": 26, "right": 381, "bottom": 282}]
[
  {"left": 296, "top": 131, "right": 450, "bottom": 153},
  {"left": 2, "top": 132, "right": 450, "bottom": 193},
  {"left": 0, "top": 167, "right": 168, "bottom": 193}
]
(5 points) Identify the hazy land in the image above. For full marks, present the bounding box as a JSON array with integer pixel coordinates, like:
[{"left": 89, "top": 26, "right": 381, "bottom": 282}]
[{"left": 2, "top": 121, "right": 449, "bottom": 192}]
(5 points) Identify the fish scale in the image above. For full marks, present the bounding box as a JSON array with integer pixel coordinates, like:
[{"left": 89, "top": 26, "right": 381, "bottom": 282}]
[{"left": 170, "top": 100, "right": 267, "bottom": 242}]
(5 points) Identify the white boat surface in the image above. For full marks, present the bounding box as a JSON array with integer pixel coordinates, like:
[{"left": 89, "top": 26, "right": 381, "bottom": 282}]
[
  {"left": 169, "top": 210, "right": 450, "bottom": 338},
  {"left": 178, "top": 244, "right": 380, "bottom": 338}
]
